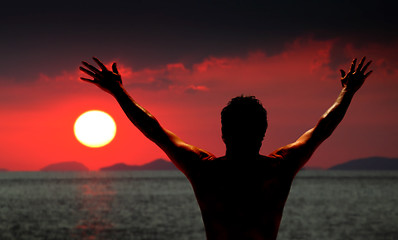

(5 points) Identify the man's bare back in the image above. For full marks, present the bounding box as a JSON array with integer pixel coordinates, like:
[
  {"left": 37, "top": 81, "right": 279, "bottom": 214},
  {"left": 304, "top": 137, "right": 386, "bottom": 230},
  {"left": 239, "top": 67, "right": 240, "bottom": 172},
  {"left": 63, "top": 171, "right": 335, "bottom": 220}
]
[
  {"left": 187, "top": 155, "right": 295, "bottom": 240},
  {"left": 80, "top": 57, "right": 372, "bottom": 240}
]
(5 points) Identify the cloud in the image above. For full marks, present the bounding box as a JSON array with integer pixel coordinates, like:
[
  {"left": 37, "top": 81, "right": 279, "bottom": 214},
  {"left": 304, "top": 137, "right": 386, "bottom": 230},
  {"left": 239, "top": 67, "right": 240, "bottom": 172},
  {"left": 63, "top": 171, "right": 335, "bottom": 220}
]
[
  {"left": 98, "top": 37, "right": 334, "bottom": 95},
  {"left": 2, "top": 0, "right": 396, "bottom": 86},
  {"left": 3, "top": 35, "right": 398, "bottom": 109},
  {"left": 183, "top": 85, "right": 209, "bottom": 94},
  {"left": 21, "top": 35, "right": 395, "bottom": 102}
]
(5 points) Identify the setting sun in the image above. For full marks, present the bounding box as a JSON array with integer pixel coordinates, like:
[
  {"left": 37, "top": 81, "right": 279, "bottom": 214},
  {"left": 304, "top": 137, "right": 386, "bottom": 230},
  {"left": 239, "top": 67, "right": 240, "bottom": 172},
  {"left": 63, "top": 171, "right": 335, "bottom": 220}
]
[{"left": 74, "top": 110, "right": 117, "bottom": 148}]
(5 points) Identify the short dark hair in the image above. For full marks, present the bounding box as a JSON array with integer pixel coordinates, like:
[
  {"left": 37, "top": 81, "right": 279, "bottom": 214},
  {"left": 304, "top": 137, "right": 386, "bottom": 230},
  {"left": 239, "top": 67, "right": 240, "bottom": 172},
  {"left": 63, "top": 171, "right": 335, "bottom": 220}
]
[{"left": 221, "top": 95, "right": 268, "bottom": 146}]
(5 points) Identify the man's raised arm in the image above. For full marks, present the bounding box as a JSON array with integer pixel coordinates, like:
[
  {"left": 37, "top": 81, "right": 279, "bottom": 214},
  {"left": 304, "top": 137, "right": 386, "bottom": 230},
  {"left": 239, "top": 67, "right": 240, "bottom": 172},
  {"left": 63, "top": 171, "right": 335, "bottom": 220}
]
[
  {"left": 79, "top": 57, "right": 212, "bottom": 174},
  {"left": 271, "top": 57, "right": 372, "bottom": 172}
]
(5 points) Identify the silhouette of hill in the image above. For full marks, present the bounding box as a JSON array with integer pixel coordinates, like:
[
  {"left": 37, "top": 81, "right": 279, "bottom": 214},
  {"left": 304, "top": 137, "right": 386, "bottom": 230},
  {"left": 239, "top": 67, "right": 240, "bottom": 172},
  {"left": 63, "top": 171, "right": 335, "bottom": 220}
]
[
  {"left": 302, "top": 167, "right": 324, "bottom": 170},
  {"left": 0, "top": 168, "right": 7, "bottom": 172},
  {"left": 329, "top": 157, "right": 398, "bottom": 170},
  {"left": 41, "top": 161, "right": 89, "bottom": 171},
  {"left": 100, "top": 159, "right": 177, "bottom": 171}
]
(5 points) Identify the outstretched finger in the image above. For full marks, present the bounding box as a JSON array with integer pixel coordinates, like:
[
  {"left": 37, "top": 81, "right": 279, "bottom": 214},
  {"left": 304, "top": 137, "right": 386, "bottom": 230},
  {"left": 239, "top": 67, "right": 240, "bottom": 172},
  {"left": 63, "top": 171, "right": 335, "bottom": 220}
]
[
  {"left": 364, "top": 70, "right": 373, "bottom": 78},
  {"left": 79, "top": 66, "right": 96, "bottom": 78},
  {"left": 82, "top": 61, "right": 102, "bottom": 75},
  {"left": 112, "top": 62, "right": 119, "bottom": 74},
  {"left": 93, "top": 57, "right": 107, "bottom": 71},
  {"left": 340, "top": 69, "right": 346, "bottom": 78},
  {"left": 357, "top": 57, "right": 366, "bottom": 72},
  {"left": 350, "top": 58, "right": 357, "bottom": 73},
  {"left": 361, "top": 61, "right": 372, "bottom": 73}
]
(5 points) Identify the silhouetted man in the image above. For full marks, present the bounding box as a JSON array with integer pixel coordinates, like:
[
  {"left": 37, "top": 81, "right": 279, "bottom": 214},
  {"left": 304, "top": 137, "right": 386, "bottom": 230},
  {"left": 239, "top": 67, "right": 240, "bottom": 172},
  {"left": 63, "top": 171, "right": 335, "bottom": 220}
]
[{"left": 80, "top": 57, "right": 372, "bottom": 240}]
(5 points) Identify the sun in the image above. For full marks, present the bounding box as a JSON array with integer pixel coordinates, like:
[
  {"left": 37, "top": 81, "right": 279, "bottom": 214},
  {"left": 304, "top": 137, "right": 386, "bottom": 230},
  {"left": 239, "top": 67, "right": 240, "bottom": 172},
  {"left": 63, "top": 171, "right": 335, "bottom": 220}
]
[{"left": 74, "top": 110, "right": 117, "bottom": 148}]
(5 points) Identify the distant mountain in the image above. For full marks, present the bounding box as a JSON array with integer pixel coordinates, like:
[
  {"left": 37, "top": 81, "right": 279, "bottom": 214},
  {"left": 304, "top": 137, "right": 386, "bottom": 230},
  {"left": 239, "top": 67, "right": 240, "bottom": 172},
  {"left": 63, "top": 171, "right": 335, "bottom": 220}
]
[
  {"left": 329, "top": 157, "right": 398, "bottom": 170},
  {"left": 41, "top": 161, "right": 89, "bottom": 171},
  {"left": 0, "top": 168, "right": 7, "bottom": 172},
  {"left": 302, "top": 167, "right": 324, "bottom": 170},
  {"left": 100, "top": 159, "right": 177, "bottom": 171}
]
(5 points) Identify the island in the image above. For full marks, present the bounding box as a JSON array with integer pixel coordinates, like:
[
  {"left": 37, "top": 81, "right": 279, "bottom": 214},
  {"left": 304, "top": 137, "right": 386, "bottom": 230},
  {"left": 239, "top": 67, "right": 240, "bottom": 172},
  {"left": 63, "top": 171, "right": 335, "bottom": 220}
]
[
  {"left": 100, "top": 159, "right": 177, "bottom": 171},
  {"left": 329, "top": 156, "right": 398, "bottom": 170},
  {"left": 40, "top": 161, "right": 89, "bottom": 171}
]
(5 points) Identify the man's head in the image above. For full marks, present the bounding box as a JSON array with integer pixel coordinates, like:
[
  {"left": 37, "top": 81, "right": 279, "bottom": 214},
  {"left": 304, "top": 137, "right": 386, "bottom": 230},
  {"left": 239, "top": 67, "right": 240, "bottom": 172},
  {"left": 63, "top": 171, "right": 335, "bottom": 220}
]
[{"left": 221, "top": 96, "right": 267, "bottom": 154}]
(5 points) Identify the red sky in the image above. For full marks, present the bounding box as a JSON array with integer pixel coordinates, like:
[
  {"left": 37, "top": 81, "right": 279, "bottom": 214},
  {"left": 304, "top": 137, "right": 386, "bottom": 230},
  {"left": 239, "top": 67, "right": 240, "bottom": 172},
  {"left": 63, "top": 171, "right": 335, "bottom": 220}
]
[
  {"left": 1, "top": 36, "right": 397, "bottom": 171},
  {"left": 1, "top": 1, "right": 397, "bottom": 170}
]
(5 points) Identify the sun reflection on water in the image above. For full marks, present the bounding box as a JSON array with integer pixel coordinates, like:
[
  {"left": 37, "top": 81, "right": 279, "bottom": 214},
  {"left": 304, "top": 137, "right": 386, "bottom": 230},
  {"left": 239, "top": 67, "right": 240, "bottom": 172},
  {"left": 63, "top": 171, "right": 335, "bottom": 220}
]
[{"left": 73, "top": 172, "right": 115, "bottom": 240}]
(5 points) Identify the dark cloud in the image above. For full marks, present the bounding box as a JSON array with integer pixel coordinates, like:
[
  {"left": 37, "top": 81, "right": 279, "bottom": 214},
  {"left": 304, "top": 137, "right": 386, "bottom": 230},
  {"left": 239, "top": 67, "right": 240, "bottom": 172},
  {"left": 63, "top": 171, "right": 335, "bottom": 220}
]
[
  {"left": 0, "top": 0, "right": 396, "bottom": 82},
  {"left": 328, "top": 39, "right": 352, "bottom": 70}
]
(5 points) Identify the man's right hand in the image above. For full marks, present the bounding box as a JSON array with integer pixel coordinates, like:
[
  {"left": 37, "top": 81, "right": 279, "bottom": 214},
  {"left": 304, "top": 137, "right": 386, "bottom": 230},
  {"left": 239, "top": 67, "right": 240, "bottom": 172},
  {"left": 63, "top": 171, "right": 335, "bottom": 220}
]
[
  {"left": 79, "top": 57, "right": 123, "bottom": 95},
  {"left": 340, "top": 56, "right": 372, "bottom": 93}
]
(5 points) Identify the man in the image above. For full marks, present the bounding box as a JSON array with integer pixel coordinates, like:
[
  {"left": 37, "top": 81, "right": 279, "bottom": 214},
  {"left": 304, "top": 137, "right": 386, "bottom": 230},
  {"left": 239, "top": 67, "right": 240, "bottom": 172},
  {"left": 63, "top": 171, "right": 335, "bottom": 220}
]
[{"left": 80, "top": 57, "right": 372, "bottom": 240}]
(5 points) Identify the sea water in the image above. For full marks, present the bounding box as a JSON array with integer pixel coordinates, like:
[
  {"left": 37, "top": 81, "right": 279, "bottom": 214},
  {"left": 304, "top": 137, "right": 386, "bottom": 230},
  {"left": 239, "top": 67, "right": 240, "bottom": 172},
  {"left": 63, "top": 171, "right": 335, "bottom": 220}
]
[{"left": 0, "top": 170, "right": 397, "bottom": 240}]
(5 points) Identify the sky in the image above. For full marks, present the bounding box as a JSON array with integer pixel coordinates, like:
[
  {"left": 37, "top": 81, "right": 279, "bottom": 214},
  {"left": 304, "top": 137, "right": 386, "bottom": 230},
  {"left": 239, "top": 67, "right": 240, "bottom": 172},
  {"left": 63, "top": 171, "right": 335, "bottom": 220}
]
[{"left": 0, "top": 0, "right": 397, "bottom": 171}]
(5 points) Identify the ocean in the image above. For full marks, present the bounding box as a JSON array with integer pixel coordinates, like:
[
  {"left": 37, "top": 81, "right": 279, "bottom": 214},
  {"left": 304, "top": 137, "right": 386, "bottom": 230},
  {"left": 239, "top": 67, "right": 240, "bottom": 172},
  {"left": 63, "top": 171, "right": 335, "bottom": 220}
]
[{"left": 0, "top": 170, "right": 397, "bottom": 240}]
